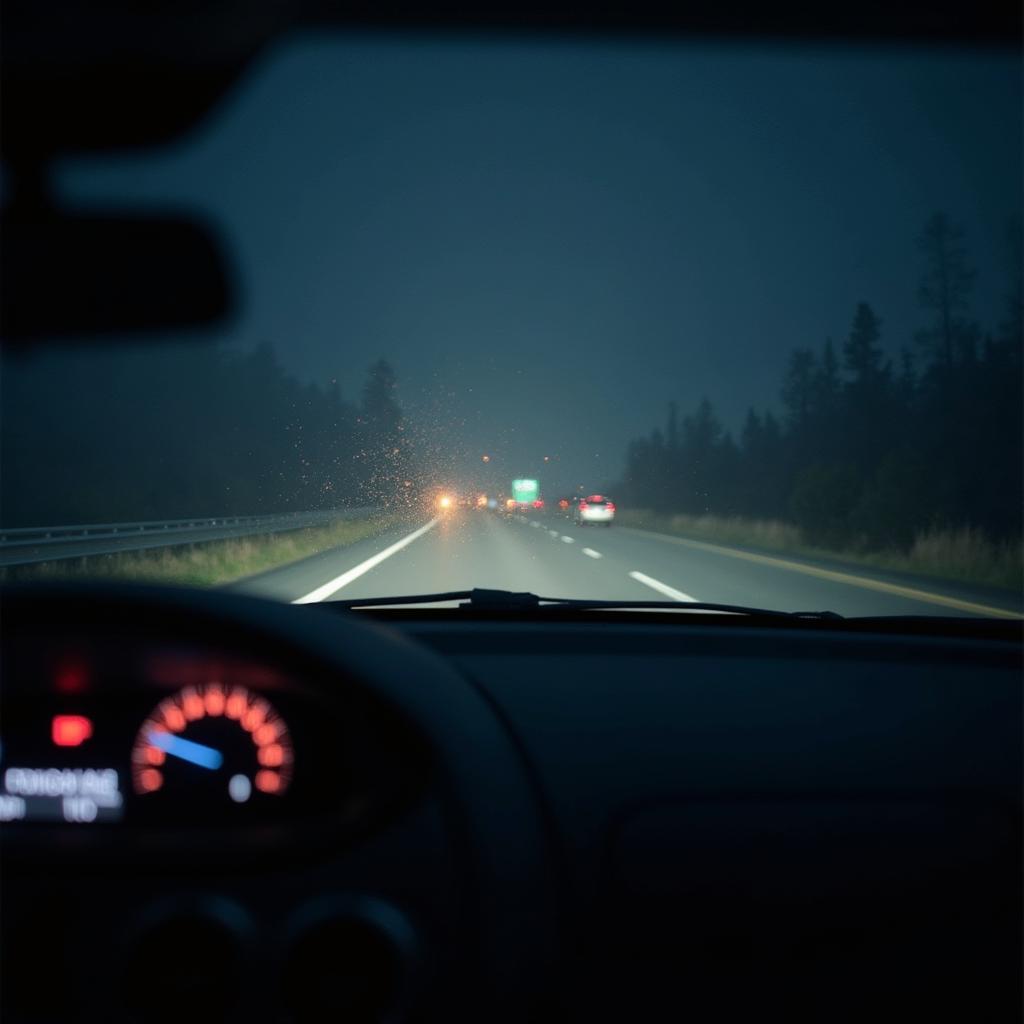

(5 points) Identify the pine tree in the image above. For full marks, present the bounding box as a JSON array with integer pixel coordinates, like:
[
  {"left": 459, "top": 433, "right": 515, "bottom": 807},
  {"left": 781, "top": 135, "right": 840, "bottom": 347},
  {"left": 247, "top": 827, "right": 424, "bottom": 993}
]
[
  {"left": 357, "top": 359, "right": 408, "bottom": 506},
  {"left": 666, "top": 401, "right": 679, "bottom": 451},
  {"left": 843, "top": 303, "right": 886, "bottom": 386},
  {"left": 811, "top": 338, "right": 841, "bottom": 419},
  {"left": 916, "top": 213, "right": 976, "bottom": 372},
  {"left": 781, "top": 348, "right": 817, "bottom": 433}
]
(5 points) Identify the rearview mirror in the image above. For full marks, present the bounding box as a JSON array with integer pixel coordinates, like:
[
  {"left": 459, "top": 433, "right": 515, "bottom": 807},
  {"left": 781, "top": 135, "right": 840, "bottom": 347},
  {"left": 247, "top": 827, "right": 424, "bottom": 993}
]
[{"left": 1, "top": 210, "right": 234, "bottom": 344}]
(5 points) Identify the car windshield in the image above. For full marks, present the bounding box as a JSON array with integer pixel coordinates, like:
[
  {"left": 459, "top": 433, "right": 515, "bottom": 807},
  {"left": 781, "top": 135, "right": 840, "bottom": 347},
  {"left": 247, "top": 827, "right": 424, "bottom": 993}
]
[{"left": 1, "top": 32, "right": 1021, "bottom": 618}]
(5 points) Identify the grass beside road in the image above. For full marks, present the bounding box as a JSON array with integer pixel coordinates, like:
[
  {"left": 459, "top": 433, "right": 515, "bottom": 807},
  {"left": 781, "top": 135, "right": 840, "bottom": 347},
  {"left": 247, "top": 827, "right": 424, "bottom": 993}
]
[
  {"left": 616, "top": 509, "right": 1023, "bottom": 594},
  {"left": 1, "top": 514, "right": 401, "bottom": 588}
]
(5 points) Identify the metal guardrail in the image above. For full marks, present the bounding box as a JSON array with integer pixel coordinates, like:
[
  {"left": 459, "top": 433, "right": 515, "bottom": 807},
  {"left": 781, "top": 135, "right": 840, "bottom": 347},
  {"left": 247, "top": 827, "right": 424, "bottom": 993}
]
[{"left": 0, "top": 508, "right": 379, "bottom": 568}]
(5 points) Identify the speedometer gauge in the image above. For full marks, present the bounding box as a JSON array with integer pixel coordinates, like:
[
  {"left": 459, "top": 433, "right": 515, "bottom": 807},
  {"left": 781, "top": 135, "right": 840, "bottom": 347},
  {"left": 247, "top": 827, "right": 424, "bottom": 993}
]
[{"left": 131, "top": 685, "right": 293, "bottom": 805}]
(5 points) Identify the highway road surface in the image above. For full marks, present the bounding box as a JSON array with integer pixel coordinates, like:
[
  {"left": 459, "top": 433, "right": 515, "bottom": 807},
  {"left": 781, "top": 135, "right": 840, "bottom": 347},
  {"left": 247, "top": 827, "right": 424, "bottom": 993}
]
[{"left": 234, "top": 510, "right": 1022, "bottom": 618}]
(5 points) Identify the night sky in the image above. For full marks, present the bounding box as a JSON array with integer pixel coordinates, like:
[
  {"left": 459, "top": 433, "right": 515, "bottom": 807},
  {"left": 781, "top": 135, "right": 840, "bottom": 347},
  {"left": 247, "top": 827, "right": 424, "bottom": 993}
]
[{"left": 59, "top": 33, "right": 1021, "bottom": 496}]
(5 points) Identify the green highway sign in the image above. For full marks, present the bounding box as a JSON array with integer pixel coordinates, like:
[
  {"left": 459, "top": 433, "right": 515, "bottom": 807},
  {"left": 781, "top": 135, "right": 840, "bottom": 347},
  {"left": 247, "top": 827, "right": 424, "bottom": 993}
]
[{"left": 512, "top": 479, "right": 539, "bottom": 503}]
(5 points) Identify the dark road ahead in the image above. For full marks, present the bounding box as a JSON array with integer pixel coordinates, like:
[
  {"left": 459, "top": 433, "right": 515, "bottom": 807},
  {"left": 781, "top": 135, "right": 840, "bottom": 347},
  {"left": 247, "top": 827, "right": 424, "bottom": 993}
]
[{"left": 236, "top": 511, "right": 1021, "bottom": 618}]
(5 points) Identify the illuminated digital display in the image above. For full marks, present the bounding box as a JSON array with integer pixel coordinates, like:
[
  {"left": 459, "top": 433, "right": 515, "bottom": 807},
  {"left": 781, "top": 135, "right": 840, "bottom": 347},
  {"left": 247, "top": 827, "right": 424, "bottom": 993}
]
[
  {"left": 51, "top": 714, "right": 94, "bottom": 747},
  {"left": 1, "top": 766, "right": 123, "bottom": 823}
]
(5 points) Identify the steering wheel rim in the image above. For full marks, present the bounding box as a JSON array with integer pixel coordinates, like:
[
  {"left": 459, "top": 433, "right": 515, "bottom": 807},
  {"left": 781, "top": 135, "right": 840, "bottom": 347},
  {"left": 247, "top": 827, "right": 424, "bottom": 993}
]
[{"left": 1, "top": 580, "right": 561, "bottom": 1020}]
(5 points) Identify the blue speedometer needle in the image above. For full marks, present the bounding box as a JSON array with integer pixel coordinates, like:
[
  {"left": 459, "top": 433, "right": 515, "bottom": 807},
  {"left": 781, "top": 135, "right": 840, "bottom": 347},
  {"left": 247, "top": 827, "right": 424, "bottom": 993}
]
[{"left": 148, "top": 730, "right": 224, "bottom": 770}]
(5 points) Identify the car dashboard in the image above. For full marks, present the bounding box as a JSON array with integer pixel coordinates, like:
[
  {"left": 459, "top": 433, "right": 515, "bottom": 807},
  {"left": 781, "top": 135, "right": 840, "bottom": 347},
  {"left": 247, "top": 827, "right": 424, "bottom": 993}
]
[{"left": 1, "top": 583, "right": 1021, "bottom": 1023}]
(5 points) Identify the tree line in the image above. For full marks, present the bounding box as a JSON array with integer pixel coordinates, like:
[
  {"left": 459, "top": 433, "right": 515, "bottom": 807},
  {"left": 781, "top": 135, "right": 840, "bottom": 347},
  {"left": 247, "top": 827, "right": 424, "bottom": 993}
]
[
  {"left": 1, "top": 344, "right": 416, "bottom": 525},
  {"left": 619, "top": 214, "right": 1023, "bottom": 550}
]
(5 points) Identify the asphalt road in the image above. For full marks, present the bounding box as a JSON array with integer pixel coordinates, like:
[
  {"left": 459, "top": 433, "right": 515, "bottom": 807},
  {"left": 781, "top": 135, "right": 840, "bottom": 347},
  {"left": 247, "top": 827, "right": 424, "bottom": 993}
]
[{"left": 235, "top": 510, "right": 1021, "bottom": 618}]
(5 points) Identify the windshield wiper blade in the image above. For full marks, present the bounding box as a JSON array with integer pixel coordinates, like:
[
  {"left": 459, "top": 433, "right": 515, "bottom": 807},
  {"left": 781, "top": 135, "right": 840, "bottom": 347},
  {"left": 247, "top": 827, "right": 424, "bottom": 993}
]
[
  {"left": 329, "top": 588, "right": 842, "bottom": 619},
  {"left": 331, "top": 589, "right": 479, "bottom": 608}
]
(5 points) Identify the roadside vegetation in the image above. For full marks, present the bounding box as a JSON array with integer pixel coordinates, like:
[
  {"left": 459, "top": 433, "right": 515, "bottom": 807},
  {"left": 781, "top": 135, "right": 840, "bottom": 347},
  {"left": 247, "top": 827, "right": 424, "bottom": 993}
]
[
  {"left": 616, "top": 509, "right": 1023, "bottom": 593},
  {"left": 617, "top": 213, "right": 1022, "bottom": 593},
  {"left": 2, "top": 349, "right": 419, "bottom": 527},
  {"left": 0, "top": 514, "right": 399, "bottom": 588}
]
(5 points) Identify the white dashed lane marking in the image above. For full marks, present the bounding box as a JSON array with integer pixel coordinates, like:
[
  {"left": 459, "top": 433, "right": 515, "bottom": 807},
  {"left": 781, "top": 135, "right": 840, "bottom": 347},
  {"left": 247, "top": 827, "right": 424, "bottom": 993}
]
[
  {"left": 293, "top": 518, "right": 440, "bottom": 604},
  {"left": 628, "top": 570, "right": 697, "bottom": 603}
]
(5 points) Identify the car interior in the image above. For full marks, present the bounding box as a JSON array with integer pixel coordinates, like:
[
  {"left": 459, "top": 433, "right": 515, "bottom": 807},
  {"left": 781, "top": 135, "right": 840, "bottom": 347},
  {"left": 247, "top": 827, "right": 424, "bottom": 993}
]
[{"left": 2, "top": 3, "right": 1022, "bottom": 1023}]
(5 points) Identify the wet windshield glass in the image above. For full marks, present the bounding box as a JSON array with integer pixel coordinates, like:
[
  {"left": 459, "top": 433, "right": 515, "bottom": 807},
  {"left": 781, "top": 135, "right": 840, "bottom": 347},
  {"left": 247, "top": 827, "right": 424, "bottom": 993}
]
[{"left": 2, "top": 34, "right": 1021, "bottom": 617}]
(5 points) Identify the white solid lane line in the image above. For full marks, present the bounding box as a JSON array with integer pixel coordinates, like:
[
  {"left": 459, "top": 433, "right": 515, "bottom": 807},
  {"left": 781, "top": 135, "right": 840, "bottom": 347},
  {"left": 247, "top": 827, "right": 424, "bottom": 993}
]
[
  {"left": 582, "top": 548, "right": 602, "bottom": 559},
  {"left": 561, "top": 535, "right": 574, "bottom": 544},
  {"left": 629, "top": 570, "right": 697, "bottom": 602},
  {"left": 292, "top": 518, "right": 440, "bottom": 604}
]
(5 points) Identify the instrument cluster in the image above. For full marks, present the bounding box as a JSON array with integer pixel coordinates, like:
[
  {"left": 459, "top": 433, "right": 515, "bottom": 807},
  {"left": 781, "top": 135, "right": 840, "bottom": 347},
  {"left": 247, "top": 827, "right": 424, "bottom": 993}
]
[{"left": 0, "top": 632, "right": 427, "bottom": 835}]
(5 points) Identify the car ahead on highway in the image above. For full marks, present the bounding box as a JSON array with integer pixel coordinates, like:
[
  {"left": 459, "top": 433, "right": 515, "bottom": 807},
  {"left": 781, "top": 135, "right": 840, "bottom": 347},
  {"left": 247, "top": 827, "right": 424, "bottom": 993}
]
[
  {"left": 575, "top": 495, "right": 615, "bottom": 526},
  {"left": 515, "top": 498, "right": 545, "bottom": 515}
]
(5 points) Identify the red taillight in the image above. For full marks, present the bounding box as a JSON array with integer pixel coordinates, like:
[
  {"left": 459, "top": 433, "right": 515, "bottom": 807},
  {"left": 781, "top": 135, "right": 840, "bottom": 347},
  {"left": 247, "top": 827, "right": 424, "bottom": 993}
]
[
  {"left": 579, "top": 502, "right": 589, "bottom": 510},
  {"left": 606, "top": 503, "right": 616, "bottom": 512},
  {"left": 532, "top": 499, "right": 544, "bottom": 508}
]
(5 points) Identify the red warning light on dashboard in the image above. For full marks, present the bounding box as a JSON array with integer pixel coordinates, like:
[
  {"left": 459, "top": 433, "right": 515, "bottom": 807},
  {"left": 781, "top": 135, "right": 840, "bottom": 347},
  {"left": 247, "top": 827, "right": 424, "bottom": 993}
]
[{"left": 52, "top": 715, "right": 93, "bottom": 747}]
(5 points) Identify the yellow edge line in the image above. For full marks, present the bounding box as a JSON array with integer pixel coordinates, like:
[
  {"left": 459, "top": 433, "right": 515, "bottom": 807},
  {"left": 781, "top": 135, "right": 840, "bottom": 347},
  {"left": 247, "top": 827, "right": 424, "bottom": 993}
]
[{"left": 621, "top": 527, "right": 1022, "bottom": 619}]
